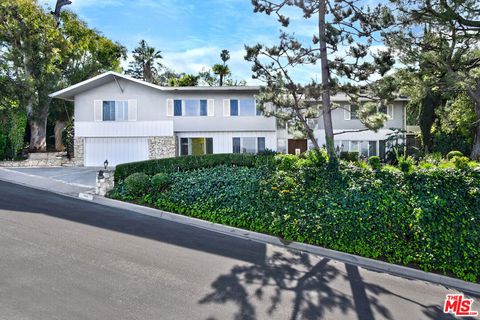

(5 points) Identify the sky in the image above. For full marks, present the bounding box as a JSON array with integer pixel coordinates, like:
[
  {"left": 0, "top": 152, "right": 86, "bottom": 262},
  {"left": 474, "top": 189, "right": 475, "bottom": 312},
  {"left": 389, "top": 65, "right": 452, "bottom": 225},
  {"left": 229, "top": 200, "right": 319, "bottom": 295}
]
[{"left": 43, "top": 0, "right": 388, "bottom": 85}]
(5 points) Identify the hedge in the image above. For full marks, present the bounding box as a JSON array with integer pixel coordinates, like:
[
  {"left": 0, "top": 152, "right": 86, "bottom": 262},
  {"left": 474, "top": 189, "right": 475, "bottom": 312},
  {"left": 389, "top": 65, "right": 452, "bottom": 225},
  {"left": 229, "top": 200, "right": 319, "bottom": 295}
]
[
  {"left": 114, "top": 153, "right": 275, "bottom": 183},
  {"left": 110, "top": 155, "right": 480, "bottom": 282}
]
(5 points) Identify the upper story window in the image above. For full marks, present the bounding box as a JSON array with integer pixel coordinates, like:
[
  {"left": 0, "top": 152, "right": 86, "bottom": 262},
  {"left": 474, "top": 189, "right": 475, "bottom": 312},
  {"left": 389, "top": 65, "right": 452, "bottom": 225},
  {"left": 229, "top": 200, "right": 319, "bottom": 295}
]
[
  {"left": 100, "top": 100, "right": 132, "bottom": 121},
  {"left": 169, "top": 99, "right": 212, "bottom": 117},
  {"left": 224, "top": 99, "right": 261, "bottom": 116},
  {"left": 378, "top": 104, "right": 394, "bottom": 119}
]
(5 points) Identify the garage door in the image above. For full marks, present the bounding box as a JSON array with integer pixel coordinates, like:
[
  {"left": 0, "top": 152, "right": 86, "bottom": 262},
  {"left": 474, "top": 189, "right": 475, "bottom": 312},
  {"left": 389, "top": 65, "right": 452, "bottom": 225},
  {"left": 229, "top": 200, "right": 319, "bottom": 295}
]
[{"left": 84, "top": 137, "right": 149, "bottom": 167}]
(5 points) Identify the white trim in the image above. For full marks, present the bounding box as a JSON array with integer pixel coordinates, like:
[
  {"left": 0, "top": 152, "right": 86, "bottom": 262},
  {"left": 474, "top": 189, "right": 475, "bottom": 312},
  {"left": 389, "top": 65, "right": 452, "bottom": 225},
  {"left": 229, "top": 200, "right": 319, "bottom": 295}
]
[
  {"left": 166, "top": 99, "right": 173, "bottom": 117},
  {"left": 207, "top": 99, "right": 215, "bottom": 116},
  {"left": 94, "top": 100, "right": 102, "bottom": 122},
  {"left": 223, "top": 99, "right": 230, "bottom": 117}
]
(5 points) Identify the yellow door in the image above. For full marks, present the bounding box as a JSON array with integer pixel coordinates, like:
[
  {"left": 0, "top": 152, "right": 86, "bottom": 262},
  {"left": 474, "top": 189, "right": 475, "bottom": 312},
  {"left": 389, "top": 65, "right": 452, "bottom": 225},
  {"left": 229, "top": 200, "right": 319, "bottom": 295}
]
[{"left": 191, "top": 138, "right": 205, "bottom": 155}]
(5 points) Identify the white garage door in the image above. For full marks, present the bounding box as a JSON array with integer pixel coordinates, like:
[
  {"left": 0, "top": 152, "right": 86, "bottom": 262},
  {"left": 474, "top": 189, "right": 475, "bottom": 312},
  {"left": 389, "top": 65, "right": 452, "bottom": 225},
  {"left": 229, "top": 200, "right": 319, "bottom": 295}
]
[{"left": 84, "top": 137, "right": 149, "bottom": 167}]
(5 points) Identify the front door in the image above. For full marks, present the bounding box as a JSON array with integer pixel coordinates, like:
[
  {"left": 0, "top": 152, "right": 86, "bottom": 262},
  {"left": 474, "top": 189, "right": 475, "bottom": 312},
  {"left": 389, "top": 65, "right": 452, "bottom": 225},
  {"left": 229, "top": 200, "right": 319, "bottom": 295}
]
[{"left": 288, "top": 139, "right": 307, "bottom": 155}]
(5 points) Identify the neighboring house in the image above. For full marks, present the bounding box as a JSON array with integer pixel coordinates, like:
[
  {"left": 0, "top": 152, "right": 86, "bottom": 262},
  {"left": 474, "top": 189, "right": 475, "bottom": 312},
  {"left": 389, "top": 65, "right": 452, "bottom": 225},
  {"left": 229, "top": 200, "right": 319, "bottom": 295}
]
[{"left": 50, "top": 71, "right": 408, "bottom": 166}]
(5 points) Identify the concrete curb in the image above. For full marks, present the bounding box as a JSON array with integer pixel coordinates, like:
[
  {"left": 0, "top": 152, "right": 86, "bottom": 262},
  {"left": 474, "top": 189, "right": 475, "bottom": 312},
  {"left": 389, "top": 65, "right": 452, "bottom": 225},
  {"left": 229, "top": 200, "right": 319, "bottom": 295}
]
[{"left": 88, "top": 194, "right": 480, "bottom": 296}]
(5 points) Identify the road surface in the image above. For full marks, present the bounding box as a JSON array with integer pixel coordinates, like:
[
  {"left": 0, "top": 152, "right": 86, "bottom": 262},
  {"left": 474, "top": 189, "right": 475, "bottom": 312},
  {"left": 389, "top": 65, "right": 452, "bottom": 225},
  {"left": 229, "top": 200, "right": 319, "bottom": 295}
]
[{"left": 0, "top": 180, "right": 474, "bottom": 319}]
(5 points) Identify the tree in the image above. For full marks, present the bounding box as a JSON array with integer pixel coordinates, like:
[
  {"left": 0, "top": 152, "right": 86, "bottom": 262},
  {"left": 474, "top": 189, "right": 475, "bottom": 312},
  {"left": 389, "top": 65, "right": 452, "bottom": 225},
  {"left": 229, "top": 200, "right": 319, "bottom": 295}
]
[
  {"left": 248, "top": 1, "right": 395, "bottom": 158},
  {"left": 212, "top": 49, "right": 231, "bottom": 86},
  {"left": 0, "top": 0, "right": 126, "bottom": 152},
  {"left": 126, "top": 40, "right": 162, "bottom": 83},
  {"left": 387, "top": 0, "right": 480, "bottom": 159},
  {"left": 168, "top": 74, "right": 199, "bottom": 87}
]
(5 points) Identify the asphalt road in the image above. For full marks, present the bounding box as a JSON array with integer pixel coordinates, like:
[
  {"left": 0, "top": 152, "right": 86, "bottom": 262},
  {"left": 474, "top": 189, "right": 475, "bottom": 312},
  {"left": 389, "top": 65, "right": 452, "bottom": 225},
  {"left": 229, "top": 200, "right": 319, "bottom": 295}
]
[{"left": 0, "top": 180, "right": 475, "bottom": 320}]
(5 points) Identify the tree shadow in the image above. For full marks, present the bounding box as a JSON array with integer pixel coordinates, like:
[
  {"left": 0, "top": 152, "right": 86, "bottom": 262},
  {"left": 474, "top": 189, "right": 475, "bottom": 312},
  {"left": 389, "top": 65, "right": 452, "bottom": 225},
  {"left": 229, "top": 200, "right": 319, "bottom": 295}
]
[{"left": 200, "top": 249, "right": 462, "bottom": 320}]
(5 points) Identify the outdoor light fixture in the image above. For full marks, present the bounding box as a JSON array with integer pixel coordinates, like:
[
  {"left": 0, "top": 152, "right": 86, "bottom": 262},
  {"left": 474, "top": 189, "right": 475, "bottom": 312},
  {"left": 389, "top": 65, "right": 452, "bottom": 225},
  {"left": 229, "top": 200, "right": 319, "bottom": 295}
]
[{"left": 104, "top": 159, "right": 109, "bottom": 170}]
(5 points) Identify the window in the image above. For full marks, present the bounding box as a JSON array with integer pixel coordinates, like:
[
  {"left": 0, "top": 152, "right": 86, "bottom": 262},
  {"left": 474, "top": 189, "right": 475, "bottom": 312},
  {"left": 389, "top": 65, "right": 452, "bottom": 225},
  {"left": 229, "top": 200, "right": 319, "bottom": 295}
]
[
  {"left": 343, "top": 140, "right": 378, "bottom": 157},
  {"left": 257, "top": 137, "right": 266, "bottom": 153},
  {"left": 230, "top": 99, "right": 257, "bottom": 116},
  {"left": 200, "top": 100, "right": 208, "bottom": 116},
  {"left": 232, "top": 137, "right": 266, "bottom": 154},
  {"left": 174, "top": 100, "right": 182, "bottom": 116},
  {"left": 230, "top": 100, "right": 239, "bottom": 116},
  {"left": 174, "top": 99, "right": 209, "bottom": 116},
  {"left": 102, "top": 101, "right": 129, "bottom": 121},
  {"left": 369, "top": 141, "right": 377, "bottom": 156},
  {"left": 179, "top": 137, "right": 213, "bottom": 156},
  {"left": 350, "top": 105, "right": 359, "bottom": 120},
  {"left": 378, "top": 104, "right": 393, "bottom": 119}
]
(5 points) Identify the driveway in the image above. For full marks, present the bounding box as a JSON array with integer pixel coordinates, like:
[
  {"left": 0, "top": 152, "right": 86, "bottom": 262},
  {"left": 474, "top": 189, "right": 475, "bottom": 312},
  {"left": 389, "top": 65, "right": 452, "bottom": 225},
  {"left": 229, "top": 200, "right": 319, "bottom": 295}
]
[
  {"left": 7, "top": 167, "right": 98, "bottom": 188},
  {"left": 0, "top": 180, "right": 476, "bottom": 320}
]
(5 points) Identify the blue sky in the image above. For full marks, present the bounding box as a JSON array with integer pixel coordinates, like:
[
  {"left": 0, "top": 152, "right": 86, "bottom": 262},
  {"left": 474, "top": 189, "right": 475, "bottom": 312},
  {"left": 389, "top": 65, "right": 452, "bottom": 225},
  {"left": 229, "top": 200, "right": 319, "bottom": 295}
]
[
  {"left": 43, "top": 0, "right": 326, "bottom": 84},
  {"left": 44, "top": 0, "right": 388, "bottom": 85}
]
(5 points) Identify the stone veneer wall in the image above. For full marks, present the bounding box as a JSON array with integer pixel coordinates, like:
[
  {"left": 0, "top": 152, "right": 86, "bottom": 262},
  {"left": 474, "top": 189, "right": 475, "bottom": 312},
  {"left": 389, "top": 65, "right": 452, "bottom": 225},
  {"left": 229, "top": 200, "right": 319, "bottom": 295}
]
[
  {"left": 0, "top": 152, "right": 77, "bottom": 167},
  {"left": 148, "top": 136, "right": 176, "bottom": 159},
  {"left": 74, "top": 137, "right": 85, "bottom": 166}
]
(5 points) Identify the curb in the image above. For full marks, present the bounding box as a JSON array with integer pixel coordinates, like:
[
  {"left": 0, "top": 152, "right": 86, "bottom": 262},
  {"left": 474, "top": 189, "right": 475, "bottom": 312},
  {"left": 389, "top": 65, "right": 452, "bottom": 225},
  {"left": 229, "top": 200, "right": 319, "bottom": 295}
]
[{"left": 88, "top": 193, "right": 480, "bottom": 296}]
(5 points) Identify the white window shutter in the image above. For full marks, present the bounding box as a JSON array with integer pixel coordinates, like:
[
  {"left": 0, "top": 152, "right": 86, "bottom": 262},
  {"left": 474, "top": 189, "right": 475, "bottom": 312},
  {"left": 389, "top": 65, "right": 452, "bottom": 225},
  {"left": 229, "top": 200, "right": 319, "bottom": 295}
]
[
  {"left": 94, "top": 100, "right": 102, "bottom": 122},
  {"left": 128, "top": 99, "right": 137, "bottom": 121},
  {"left": 166, "top": 99, "right": 173, "bottom": 117},
  {"left": 207, "top": 99, "right": 215, "bottom": 116},
  {"left": 223, "top": 99, "right": 230, "bottom": 117},
  {"left": 344, "top": 105, "right": 351, "bottom": 120},
  {"left": 389, "top": 105, "right": 394, "bottom": 119}
]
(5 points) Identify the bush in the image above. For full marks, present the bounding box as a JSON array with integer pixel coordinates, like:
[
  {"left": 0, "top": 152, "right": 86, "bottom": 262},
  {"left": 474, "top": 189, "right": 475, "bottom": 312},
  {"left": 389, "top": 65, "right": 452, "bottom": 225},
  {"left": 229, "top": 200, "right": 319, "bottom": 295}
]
[
  {"left": 340, "top": 151, "right": 359, "bottom": 162},
  {"left": 446, "top": 150, "right": 464, "bottom": 160},
  {"left": 115, "top": 153, "right": 275, "bottom": 183},
  {"left": 451, "top": 156, "right": 470, "bottom": 170},
  {"left": 368, "top": 156, "right": 381, "bottom": 170},
  {"left": 151, "top": 173, "right": 170, "bottom": 191},
  {"left": 124, "top": 173, "right": 150, "bottom": 197},
  {"left": 110, "top": 154, "right": 480, "bottom": 282}
]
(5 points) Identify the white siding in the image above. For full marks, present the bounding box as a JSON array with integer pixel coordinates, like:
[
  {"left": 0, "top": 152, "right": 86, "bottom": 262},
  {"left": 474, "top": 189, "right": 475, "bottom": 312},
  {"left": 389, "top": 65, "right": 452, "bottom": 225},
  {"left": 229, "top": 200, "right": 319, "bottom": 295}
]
[
  {"left": 84, "top": 137, "right": 149, "bottom": 167},
  {"left": 176, "top": 131, "right": 277, "bottom": 154},
  {"left": 75, "top": 121, "right": 174, "bottom": 137}
]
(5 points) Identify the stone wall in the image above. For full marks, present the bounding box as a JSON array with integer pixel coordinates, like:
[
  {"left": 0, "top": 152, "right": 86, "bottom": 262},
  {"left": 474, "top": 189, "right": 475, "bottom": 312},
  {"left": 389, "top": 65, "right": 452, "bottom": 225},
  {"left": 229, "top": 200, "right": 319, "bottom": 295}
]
[
  {"left": 96, "top": 170, "right": 115, "bottom": 196},
  {"left": 0, "top": 152, "right": 74, "bottom": 167},
  {"left": 148, "top": 136, "right": 176, "bottom": 159},
  {"left": 74, "top": 137, "right": 85, "bottom": 166}
]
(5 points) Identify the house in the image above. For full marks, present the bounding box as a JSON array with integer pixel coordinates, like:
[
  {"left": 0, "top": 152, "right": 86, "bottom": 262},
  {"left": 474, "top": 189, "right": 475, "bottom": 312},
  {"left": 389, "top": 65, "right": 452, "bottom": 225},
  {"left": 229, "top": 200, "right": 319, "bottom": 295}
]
[{"left": 50, "top": 71, "right": 408, "bottom": 166}]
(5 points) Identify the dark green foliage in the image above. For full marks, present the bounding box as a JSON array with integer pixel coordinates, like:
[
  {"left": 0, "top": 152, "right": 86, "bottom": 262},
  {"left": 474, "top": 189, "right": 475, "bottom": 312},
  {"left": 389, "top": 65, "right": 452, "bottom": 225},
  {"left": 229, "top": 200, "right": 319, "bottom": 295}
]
[
  {"left": 151, "top": 173, "right": 170, "bottom": 191},
  {"left": 110, "top": 154, "right": 480, "bottom": 282},
  {"left": 114, "top": 153, "right": 275, "bottom": 183},
  {"left": 368, "top": 156, "right": 381, "bottom": 170},
  {"left": 124, "top": 173, "right": 150, "bottom": 197},
  {"left": 446, "top": 150, "right": 463, "bottom": 160},
  {"left": 398, "top": 159, "right": 413, "bottom": 174},
  {"left": 340, "top": 151, "right": 359, "bottom": 162}
]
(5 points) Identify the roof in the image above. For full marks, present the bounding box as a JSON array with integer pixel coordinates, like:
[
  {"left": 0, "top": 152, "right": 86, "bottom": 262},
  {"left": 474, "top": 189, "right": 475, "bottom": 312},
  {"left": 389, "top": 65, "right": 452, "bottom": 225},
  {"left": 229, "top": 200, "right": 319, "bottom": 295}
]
[
  {"left": 49, "top": 71, "right": 261, "bottom": 101},
  {"left": 49, "top": 71, "right": 409, "bottom": 102}
]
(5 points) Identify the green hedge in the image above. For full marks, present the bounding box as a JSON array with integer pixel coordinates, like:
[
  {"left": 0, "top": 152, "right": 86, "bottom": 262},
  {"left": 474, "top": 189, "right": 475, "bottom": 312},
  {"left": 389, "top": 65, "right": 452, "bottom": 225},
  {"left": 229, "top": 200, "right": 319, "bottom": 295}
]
[
  {"left": 110, "top": 155, "right": 480, "bottom": 282},
  {"left": 114, "top": 153, "right": 275, "bottom": 183}
]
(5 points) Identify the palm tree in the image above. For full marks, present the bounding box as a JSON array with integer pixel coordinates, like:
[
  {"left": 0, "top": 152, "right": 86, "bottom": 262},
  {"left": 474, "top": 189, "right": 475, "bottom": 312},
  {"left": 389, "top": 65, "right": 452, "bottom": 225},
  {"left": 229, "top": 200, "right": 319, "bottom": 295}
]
[
  {"left": 127, "top": 40, "right": 162, "bottom": 83},
  {"left": 212, "top": 63, "right": 230, "bottom": 86}
]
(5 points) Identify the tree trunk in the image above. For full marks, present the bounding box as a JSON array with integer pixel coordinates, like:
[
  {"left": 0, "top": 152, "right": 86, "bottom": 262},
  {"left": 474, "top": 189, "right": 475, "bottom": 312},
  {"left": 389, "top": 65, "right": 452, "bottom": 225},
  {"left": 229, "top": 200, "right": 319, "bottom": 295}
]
[
  {"left": 54, "top": 120, "right": 66, "bottom": 151},
  {"left": 318, "top": 0, "right": 335, "bottom": 160},
  {"left": 468, "top": 82, "right": 480, "bottom": 160},
  {"left": 219, "top": 74, "right": 224, "bottom": 86},
  {"left": 29, "top": 117, "right": 47, "bottom": 152}
]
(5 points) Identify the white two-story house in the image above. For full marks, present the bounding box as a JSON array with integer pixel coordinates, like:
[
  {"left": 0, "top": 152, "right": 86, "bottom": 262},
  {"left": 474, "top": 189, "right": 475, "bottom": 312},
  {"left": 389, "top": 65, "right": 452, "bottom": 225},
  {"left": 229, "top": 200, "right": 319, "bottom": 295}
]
[{"left": 50, "top": 71, "right": 407, "bottom": 166}]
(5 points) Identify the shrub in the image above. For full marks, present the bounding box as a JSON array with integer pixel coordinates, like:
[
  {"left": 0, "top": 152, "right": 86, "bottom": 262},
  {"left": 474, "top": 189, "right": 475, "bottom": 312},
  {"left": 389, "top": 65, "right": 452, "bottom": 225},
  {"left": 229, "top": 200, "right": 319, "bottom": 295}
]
[
  {"left": 368, "top": 156, "right": 381, "bottom": 170},
  {"left": 447, "top": 150, "right": 464, "bottom": 160},
  {"left": 451, "top": 156, "right": 470, "bottom": 170},
  {"left": 115, "top": 153, "right": 275, "bottom": 183},
  {"left": 340, "top": 151, "right": 359, "bottom": 162},
  {"left": 304, "top": 148, "right": 328, "bottom": 167},
  {"left": 124, "top": 173, "right": 150, "bottom": 197},
  {"left": 151, "top": 173, "right": 170, "bottom": 191},
  {"left": 382, "top": 164, "right": 401, "bottom": 173},
  {"left": 275, "top": 154, "right": 301, "bottom": 171}
]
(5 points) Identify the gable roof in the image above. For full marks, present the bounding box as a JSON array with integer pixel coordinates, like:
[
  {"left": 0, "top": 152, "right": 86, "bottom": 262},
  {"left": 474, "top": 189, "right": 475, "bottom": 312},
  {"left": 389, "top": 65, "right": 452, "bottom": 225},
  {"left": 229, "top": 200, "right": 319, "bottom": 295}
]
[{"left": 49, "top": 71, "right": 261, "bottom": 101}]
